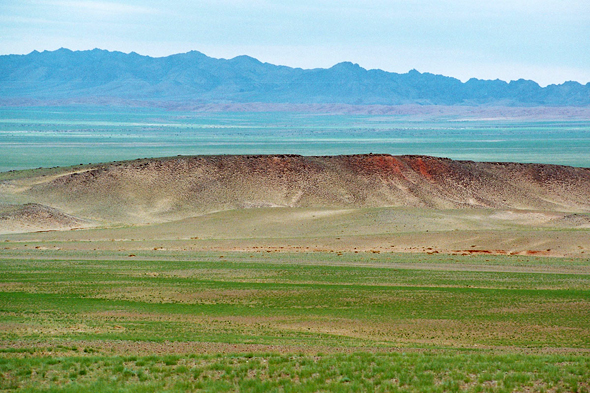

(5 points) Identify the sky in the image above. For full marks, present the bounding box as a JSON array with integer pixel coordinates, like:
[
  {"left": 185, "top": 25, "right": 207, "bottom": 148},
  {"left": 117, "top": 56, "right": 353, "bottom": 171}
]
[{"left": 1, "top": 0, "right": 589, "bottom": 86}]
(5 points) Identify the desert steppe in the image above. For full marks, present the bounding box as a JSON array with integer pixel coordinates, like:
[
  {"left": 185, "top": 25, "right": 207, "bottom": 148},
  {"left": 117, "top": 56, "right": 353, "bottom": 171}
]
[{"left": 1, "top": 154, "right": 590, "bottom": 392}]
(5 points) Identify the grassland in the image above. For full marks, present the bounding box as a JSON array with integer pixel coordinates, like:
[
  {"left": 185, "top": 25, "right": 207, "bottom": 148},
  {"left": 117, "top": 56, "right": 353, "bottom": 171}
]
[{"left": 1, "top": 249, "right": 589, "bottom": 392}]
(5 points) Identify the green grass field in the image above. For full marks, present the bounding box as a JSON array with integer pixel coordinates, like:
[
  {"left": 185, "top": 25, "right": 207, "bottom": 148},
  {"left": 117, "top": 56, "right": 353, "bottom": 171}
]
[{"left": 1, "top": 250, "right": 589, "bottom": 392}]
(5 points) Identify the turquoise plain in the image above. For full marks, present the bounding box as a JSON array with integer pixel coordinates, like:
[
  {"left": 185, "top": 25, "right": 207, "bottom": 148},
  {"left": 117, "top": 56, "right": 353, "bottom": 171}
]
[{"left": 1, "top": 106, "right": 589, "bottom": 172}]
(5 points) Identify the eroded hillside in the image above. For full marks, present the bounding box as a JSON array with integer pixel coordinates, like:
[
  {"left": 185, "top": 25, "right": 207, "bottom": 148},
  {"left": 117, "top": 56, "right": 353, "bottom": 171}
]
[{"left": 1, "top": 154, "right": 589, "bottom": 229}]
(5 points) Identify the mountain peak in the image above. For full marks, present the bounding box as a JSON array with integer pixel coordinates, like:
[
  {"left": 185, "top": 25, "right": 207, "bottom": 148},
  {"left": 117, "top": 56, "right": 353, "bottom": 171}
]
[
  {"left": 331, "top": 61, "right": 363, "bottom": 70},
  {"left": 230, "top": 55, "right": 262, "bottom": 64},
  {"left": 185, "top": 50, "right": 206, "bottom": 57}
]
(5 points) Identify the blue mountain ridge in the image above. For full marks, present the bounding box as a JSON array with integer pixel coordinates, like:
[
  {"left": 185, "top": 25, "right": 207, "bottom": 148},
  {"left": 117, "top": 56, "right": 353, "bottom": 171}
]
[{"left": 1, "top": 48, "right": 589, "bottom": 106}]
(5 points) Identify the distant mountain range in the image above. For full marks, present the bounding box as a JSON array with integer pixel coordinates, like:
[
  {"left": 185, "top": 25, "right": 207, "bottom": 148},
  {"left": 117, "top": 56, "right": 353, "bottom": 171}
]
[{"left": 1, "top": 48, "right": 589, "bottom": 106}]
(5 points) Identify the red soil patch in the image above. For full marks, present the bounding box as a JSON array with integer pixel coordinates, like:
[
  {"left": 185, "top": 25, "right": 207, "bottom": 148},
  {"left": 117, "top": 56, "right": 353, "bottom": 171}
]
[
  {"left": 522, "top": 250, "right": 552, "bottom": 256},
  {"left": 452, "top": 249, "right": 509, "bottom": 255},
  {"left": 410, "top": 157, "right": 435, "bottom": 181}
]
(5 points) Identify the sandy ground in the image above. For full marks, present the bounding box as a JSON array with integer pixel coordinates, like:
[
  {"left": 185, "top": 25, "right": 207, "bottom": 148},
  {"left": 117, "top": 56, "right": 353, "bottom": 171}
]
[{"left": 1, "top": 207, "right": 588, "bottom": 257}]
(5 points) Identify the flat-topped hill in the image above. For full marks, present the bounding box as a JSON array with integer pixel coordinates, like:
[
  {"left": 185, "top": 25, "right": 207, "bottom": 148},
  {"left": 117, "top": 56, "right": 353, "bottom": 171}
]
[{"left": 1, "top": 154, "right": 589, "bottom": 228}]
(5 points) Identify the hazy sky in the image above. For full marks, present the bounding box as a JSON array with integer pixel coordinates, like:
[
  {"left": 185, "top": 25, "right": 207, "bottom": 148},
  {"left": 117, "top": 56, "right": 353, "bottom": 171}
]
[{"left": 1, "top": 0, "right": 589, "bottom": 86}]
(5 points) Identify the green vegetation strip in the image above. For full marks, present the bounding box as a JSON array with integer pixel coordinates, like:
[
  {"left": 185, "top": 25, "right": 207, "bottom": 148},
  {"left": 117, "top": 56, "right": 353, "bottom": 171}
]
[{"left": 1, "top": 352, "right": 589, "bottom": 392}]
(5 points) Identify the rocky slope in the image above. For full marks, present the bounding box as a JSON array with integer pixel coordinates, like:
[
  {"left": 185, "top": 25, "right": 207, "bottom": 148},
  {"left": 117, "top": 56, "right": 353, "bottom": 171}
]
[{"left": 1, "top": 154, "right": 588, "bottom": 228}]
